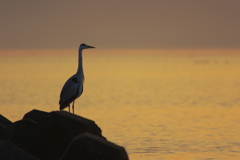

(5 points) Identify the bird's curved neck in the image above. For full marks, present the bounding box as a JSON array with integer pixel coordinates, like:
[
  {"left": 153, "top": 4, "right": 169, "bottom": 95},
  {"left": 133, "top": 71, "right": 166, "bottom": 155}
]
[{"left": 76, "top": 48, "right": 84, "bottom": 77}]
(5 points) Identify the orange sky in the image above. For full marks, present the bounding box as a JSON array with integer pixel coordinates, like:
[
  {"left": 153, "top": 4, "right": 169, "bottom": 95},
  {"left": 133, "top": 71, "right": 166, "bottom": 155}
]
[{"left": 1, "top": 0, "right": 240, "bottom": 50}]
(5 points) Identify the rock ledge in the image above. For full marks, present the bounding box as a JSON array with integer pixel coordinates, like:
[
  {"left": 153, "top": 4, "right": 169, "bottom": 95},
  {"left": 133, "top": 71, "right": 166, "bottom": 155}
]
[{"left": 0, "top": 110, "right": 128, "bottom": 160}]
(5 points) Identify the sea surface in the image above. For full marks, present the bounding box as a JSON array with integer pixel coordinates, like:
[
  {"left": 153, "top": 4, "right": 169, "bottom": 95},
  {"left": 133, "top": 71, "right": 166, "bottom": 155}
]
[{"left": 0, "top": 50, "right": 240, "bottom": 160}]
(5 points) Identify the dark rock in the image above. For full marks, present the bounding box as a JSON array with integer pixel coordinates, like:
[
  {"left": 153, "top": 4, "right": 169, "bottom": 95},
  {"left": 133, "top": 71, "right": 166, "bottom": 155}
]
[
  {"left": 0, "top": 114, "right": 12, "bottom": 129},
  {"left": 0, "top": 123, "right": 5, "bottom": 130},
  {"left": 0, "top": 119, "right": 37, "bottom": 149},
  {"left": 10, "top": 119, "right": 37, "bottom": 148},
  {"left": 60, "top": 133, "right": 129, "bottom": 160},
  {"left": 0, "top": 140, "right": 40, "bottom": 160},
  {"left": 0, "top": 110, "right": 129, "bottom": 160},
  {"left": 48, "top": 111, "right": 104, "bottom": 137},
  {"left": 23, "top": 109, "right": 48, "bottom": 123},
  {"left": 24, "top": 110, "right": 105, "bottom": 160},
  {"left": 0, "top": 122, "right": 16, "bottom": 141}
]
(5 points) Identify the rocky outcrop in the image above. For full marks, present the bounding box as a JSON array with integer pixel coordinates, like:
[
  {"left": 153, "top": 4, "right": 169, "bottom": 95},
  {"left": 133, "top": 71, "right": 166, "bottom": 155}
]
[
  {"left": 0, "top": 110, "right": 129, "bottom": 160},
  {"left": 0, "top": 114, "right": 12, "bottom": 130},
  {"left": 0, "top": 140, "right": 40, "bottom": 160}
]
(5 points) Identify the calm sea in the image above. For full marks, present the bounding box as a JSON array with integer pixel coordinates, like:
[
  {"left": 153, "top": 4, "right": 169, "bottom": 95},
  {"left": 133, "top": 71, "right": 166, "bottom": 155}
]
[{"left": 0, "top": 50, "right": 240, "bottom": 160}]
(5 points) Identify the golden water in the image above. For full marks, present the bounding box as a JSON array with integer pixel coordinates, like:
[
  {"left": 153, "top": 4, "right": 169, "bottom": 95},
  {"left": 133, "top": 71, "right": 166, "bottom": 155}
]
[{"left": 0, "top": 50, "right": 240, "bottom": 160}]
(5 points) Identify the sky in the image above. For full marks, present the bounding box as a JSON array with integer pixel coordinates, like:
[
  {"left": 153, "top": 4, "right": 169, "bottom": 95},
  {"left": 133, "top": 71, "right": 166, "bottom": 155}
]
[{"left": 0, "top": 0, "right": 240, "bottom": 50}]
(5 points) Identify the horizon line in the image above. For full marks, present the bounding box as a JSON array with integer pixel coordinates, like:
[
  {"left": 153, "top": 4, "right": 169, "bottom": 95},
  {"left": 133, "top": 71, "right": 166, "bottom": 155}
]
[{"left": 0, "top": 49, "right": 239, "bottom": 56}]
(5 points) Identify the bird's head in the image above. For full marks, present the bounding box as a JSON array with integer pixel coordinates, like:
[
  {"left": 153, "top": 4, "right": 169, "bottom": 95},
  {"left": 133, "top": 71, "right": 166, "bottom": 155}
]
[{"left": 79, "top": 43, "right": 95, "bottom": 50}]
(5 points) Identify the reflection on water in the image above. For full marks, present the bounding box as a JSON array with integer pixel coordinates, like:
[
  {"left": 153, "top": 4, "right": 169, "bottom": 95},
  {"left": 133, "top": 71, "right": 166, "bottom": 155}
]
[{"left": 0, "top": 50, "right": 240, "bottom": 160}]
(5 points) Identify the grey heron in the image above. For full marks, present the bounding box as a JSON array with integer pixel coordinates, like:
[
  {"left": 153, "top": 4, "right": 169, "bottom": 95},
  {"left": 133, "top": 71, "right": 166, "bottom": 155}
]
[{"left": 59, "top": 43, "right": 95, "bottom": 114}]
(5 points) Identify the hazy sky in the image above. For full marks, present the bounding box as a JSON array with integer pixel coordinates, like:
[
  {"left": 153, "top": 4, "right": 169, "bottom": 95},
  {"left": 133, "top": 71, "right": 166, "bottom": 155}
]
[{"left": 1, "top": 0, "right": 240, "bottom": 49}]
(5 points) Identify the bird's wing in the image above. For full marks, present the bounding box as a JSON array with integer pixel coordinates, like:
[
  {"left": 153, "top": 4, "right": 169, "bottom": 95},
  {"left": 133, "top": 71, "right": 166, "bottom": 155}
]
[{"left": 59, "top": 75, "right": 79, "bottom": 106}]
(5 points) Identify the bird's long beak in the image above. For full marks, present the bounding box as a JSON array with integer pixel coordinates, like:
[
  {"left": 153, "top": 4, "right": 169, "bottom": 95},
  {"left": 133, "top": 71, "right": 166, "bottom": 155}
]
[{"left": 87, "top": 45, "right": 95, "bottom": 48}]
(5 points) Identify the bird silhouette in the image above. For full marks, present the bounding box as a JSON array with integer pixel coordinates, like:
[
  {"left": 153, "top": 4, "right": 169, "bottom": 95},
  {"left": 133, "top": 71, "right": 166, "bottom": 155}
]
[{"left": 59, "top": 43, "right": 95, "bottom": 114}]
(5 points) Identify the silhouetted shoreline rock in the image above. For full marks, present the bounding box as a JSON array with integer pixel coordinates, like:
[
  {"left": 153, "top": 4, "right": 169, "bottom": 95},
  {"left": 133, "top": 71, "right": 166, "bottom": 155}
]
[{"left": 0, "top": 110, "right": 129, "bottom": 160}]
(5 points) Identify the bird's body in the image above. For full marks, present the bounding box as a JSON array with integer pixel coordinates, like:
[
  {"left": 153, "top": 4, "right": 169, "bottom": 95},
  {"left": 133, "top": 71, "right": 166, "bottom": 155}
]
[
  {"left": 59, "top": 74, "right": 84, "bottom": 111},
  {"left": 59, "top": 43, "right": 95, "bottom": 114}
]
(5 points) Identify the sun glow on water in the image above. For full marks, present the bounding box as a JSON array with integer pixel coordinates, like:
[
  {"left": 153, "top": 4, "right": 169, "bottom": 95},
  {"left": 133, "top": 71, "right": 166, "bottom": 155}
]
[{"left": 0, "top": 50, "right": 240, "bottom": 160}]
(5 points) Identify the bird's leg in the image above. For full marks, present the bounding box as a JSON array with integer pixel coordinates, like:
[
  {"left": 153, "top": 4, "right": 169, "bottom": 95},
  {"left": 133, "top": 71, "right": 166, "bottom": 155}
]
[{"left": 72, "top": 101, "right": 75, "bottom": 114}]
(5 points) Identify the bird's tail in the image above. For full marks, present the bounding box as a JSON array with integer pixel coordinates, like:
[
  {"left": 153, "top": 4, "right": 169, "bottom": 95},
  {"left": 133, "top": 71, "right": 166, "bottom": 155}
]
[
  {"left": 59, "top": 101, "right": 69, "bottom": 110},
  {"left": 59, "top": 105, "right": 64, "bottom": 110}
]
